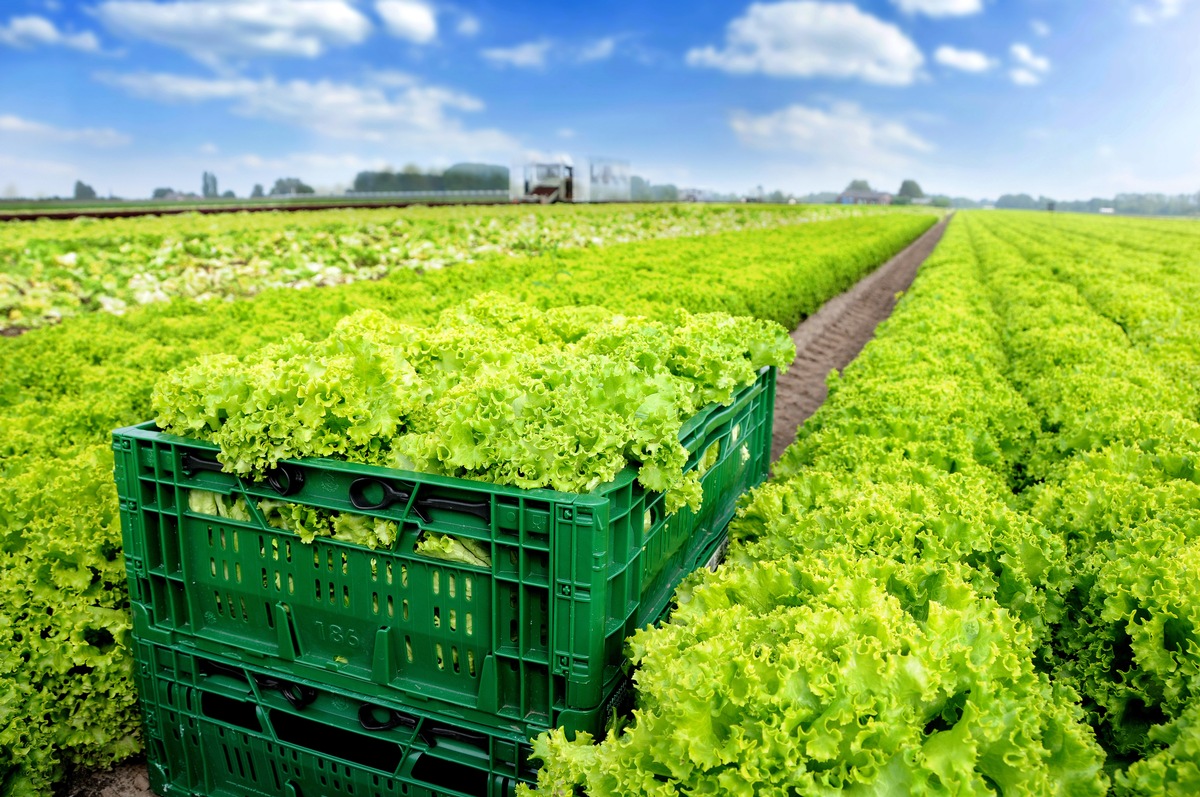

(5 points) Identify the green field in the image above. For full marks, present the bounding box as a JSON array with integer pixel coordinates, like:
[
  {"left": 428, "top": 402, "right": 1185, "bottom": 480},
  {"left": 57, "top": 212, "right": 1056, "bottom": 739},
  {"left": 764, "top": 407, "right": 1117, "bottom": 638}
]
[
  {"left": 0, "top": 202, "right": 880, "bottom": 332},
  {"left": 0, "top": 205, "right": 935, "bottom": 793},
  {"left": 3, "top": 206, "right": 1199, "bottom": 796},
  {"left": 524, "top": 211, "right": 1200, "bottom": 796}
]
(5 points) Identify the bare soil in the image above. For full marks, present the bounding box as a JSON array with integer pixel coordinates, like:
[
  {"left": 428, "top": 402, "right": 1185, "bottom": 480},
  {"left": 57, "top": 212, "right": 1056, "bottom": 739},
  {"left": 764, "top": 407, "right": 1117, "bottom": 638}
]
[
  {"left": 57, "top": 215, "right": 949, "bottom": 797},
  {"left": 771, "top": 215, "right": 950, "bottom": 461},
  {"left": 54, "top": 762, "right": 152, "bottom": 797}
]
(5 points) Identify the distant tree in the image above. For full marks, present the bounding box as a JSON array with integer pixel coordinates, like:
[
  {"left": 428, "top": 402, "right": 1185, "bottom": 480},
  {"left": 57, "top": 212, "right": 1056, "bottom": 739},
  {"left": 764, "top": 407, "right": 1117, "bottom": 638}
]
[
  {"left": 767, "top": 190, "right": 787, "bottom": 203},
  {"left": 441, "top": 163, "right": 508, "bottom": 191},
  {"left": 795, "top": 192, "right": 838, "bottom": 204},
  {"left": 250, "top": 184, "right": 264, "bottom": 198},
  {"left": 221, "top": 190, "right": 236, "bottom": 199},
  {"left": 151, "top": 187, "right": 174, "bottom": 199},
  {"left": 202, "top": 171, "right": 218, "bottom": 198},
  {"left": 74, "top": 180, "right": 97, "bottom": 200},
  {"left": 845, "top": 179, "right": 872, "bottom": 192},
  {"left": 932, "top": 196, "right": 952, "bottom": 208},
  {"left": 650, "top": 184, "right": 679, "bottom": 202},
  {"left": 893, "top": 196, "right": 912, "bottom": 206},
  {"left": 996, "top": 193, "right": 1040, "bottom": 210},
  {"left": 269, "top": 177, "right": 314, "bottom": 196},
  {"left": 630, "top": 175, "right": 651, "bottom": 201},
  {"left": 898, "top": 179, "right": 924, "bottom": 199},
  {"left": 1047, "top": 200, "right": 1057, "bottom": 212}
]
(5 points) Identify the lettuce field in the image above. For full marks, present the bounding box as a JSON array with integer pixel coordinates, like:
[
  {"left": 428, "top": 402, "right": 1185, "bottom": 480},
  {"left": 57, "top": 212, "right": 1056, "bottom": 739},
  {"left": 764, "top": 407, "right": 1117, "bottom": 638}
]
[
  {"left": 0, "top": 203, "right": 873, "bottom": 333},
  {"left": 2, "top": 203, "right": 1198, "bottom": 796}
]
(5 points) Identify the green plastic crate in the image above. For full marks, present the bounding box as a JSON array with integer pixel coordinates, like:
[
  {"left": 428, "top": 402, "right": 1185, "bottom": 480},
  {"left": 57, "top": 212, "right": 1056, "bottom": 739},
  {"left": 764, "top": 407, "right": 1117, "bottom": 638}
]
[
  {"left": 134, "top": 640, "right": 541, "bottom": 797},
  {"left": 115, "top": 367, "right": 775, "bottom": 736}
]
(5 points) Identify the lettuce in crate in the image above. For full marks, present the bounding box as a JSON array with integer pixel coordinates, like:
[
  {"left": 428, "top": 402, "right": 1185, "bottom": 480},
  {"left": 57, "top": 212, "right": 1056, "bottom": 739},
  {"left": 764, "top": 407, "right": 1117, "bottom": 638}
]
[{"left": 154, "top": 294, "right": 793, "bottom": 515}]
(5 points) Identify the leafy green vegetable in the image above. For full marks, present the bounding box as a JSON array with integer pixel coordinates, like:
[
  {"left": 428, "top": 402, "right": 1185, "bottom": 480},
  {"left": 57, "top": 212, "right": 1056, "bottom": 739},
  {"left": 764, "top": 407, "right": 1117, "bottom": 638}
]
[
  {"left": 415, "top": 533, "right": 491, "bottom": 567},
  {"left": 154, "top": 295, "right": 795, "bottom": 514},
  {"left": 187, "top": 490, "right": 250, "bottom": 522},
  {"left": 523, "top": 554, "right": 1108, "bottom": 796},
  {"left": 1114, "top": 700, "right": 1200, "bottom": 796},
  {"left": 255, "top": 499, "right": 399, "bottom": 549}
]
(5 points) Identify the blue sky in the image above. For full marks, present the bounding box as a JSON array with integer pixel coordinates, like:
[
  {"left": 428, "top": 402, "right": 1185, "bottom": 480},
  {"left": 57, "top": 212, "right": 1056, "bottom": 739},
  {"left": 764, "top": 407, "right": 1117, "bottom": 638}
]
[{"left": 1, "top": 0, "right": 1198, "bottom": 200}]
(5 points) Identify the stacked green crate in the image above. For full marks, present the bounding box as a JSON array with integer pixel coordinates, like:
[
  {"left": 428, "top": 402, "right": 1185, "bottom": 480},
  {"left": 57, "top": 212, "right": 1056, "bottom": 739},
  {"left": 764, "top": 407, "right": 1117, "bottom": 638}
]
[{"left": 114, "top": 368, "right": 776, "bottom": 796}]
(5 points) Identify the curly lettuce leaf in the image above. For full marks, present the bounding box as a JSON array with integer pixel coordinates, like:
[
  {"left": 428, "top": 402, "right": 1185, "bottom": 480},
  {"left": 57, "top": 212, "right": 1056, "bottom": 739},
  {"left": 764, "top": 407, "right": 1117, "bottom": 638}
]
[
  {"left": 155, "top": 296, "right": 790, "bottom": 517},
  {"left": 414, "top": 533, "right": 491, "bottom": 567}
]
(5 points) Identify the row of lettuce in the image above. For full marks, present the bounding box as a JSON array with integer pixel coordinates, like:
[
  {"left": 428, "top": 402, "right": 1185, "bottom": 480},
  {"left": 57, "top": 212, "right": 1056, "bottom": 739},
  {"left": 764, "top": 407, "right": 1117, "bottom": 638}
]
[
  {"left": 0, "top": 211, "right": 938, "bottom": 794},
  {"left": 0, "top": 202, "right": 883, "bottom": 332},
  {"left": 522, "top": 211, "right": 1200, "bottom": 795}
]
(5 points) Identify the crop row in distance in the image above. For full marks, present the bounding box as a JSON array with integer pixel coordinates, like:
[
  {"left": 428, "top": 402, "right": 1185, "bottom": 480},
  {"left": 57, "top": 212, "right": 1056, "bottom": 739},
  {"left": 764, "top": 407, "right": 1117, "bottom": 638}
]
[
  {"left": 521, "top": 210, "right": 1200, "bottom": 796},
  {"left": 0, "top": 211, "right": 938, "bottom": 795},
  {"left": 0, "top": 202, "right": 903, "bottom": 332}
]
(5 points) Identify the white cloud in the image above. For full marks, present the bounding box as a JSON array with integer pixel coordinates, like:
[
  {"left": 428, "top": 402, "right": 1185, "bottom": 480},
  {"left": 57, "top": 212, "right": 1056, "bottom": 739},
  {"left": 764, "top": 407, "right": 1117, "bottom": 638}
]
[
  {"left": 375, "top": 0, "right": 436, "bottom": 44},
  {"left": 934, "top": 45, "right": 994, "bottom": 72},
  {"left": 365, "top": 69, "right": 417, "bottom": 87},
  {"left": 98, "top": 72, "right": 261, "bottom": 100},
  {"left": 1031, "top": 19, "right": 1051, "bottom": 37},
  {"left": 1010, "top": 68, "right": 1041, "bottom": 86},
  {"left": 686, "top": 2, "right": 924, "bottom": 86},
  {"left": 0, "top": 15, "right": 101, "bottom": 52},
  {"left": 481, "top": 39, "right": 553, "bottom": 68},
  {"left": 557, "top": 127, "right": 576, "bottom": 139},
  {"left": 890, "top": 0, "right": 983, "bottom": 17},
  {"left": 731, "top": 102, "right": 932, "bottom": 171},
  {"left": 482, "top": 36, "right": 626, "bottom": 68},
  {"left": 199, "top": 141, "right": 218, "bottom": 154},
  {"left": 1011, "top": 43, "right": 1050, "bottom": 72},
  {"left": 1009, "top": 42, "right": 1050, "bottom": 85},
  {"left": 93, "top": 1, "right": 371, "bottom": 65},
  {"left": 578, "top": 36, "right": 616, "bottom": 62},
  {"left": 455, "top": 13, "right": 480, "bottom": 36},
  {"left": 1133, "top": 0, "right": 1189, "bottom": 23},
  {"left": 98, "top": 71, "right": 518, "bottom": 153},
  {"left": 0, "top": 114, "right": 130, "bottom": 146}
]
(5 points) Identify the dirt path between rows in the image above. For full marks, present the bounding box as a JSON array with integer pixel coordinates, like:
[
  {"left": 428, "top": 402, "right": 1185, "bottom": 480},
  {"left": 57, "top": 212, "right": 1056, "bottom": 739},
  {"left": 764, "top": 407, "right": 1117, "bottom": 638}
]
[
  {"left": 771, "top": 214, "right": 951, "bottom": 461},
  {"left": 57, "top": 213, "right": 951, "bottom": 797}
]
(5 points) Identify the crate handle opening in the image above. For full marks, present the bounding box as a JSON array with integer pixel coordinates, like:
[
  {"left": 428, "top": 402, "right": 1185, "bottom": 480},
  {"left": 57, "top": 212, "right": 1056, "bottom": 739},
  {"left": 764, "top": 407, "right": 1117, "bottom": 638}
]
[
  {"left": 419, "top": 496, "right": 491, "bottom": 524},
  {"left": 266, "top": 463, "right": 306, "bottom": 496},
  {"left": 181, "top": 452, "right": 224, "bottom": 476},
  {"left": 254, "top": 673, "right": 317, "bottom": 710},
  {"left": 358, "top": 703, "right": 419, "bottom": 733},
  {"left": 350, "top": 477, "right": 425, "bottom": 520},
  {"left": 350, "top": 478, "right": 491, "bottom": 525}
]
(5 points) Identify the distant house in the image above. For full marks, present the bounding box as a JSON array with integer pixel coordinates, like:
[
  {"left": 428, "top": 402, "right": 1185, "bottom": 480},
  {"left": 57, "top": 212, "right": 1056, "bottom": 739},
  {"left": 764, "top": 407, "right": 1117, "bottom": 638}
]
[
  {"left": 838, "top": 189, "right": 893, "bottom": 205},
  {"left": 1099, "top": 207, "right": 1116, "bottom": 215}
]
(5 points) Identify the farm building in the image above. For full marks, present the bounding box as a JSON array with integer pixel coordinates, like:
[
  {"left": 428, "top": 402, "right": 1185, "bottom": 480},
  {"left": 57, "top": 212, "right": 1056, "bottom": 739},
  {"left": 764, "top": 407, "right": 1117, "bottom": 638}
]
[{"left": 838, "top": 189, "right": 894, "bottom": 205}]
